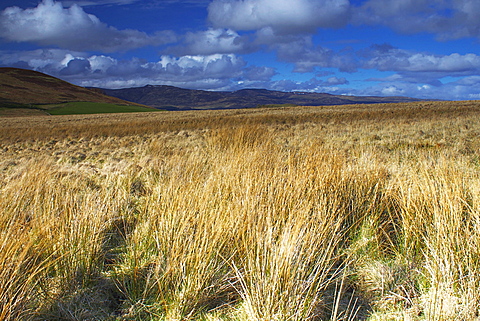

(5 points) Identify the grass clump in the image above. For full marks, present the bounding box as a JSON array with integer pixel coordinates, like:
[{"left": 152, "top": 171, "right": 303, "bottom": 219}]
[{"left": 0, "top": 100, "right": 479, "bottom": 320}]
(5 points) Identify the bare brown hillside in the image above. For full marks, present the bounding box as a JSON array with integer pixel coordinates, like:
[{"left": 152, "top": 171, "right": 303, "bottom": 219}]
[{"left": 0, "top": 68, "right": 148, "bottom": 107}]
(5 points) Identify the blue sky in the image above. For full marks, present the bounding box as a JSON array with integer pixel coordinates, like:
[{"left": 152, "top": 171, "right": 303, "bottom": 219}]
[{"left": 1, "top": 0, "right": 480, "bottom": 100}]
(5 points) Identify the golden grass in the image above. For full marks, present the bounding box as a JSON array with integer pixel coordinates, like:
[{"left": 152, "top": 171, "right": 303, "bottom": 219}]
[{"left": 0, "top": 101, "right": 479, "bottom": 320}]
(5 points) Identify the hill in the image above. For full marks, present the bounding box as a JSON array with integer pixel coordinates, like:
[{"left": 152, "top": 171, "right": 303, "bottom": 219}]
[
  {"left": 0, "top": 67, "right": 430, "bottom": 113},
  {"left": 0, "top": 68, "right": 150, "bottom": 109},
  {"left": 99, "top": 85, "right": 428, "bottom": 110}
]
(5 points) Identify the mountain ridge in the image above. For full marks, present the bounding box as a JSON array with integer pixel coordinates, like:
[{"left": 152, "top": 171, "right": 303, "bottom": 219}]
[
  {"left": 98, "top": 84, "right": 429, "bottom": 110},
  {"left": 0, "top": 67, "right": 431, "bottom": 112}
]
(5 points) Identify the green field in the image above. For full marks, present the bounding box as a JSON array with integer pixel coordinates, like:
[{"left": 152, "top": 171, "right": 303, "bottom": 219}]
[{"left": 41, "top": 101, "right": 161, "bottom": 115}]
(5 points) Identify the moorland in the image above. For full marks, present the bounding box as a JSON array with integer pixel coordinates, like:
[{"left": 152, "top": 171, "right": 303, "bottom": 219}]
[{"left": 0, "top": 100, "right": 479, "bottom": 320}]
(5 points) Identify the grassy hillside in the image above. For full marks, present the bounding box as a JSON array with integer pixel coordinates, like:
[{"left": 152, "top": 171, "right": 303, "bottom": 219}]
[
  {"left": 0, "top": 100, "right": 479, "bottom": 320},
  {"left": 0, "top": 68, "right": 151, "bottom": 111}
]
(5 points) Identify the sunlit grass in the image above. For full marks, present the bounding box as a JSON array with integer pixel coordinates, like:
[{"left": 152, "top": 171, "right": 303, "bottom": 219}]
[{"left": 0, "top": 101, "right": 479, "bottom": 320}]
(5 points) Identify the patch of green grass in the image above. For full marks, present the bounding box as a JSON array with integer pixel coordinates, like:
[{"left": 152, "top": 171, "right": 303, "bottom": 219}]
[{"left": 42, "top": 102, "right": 161, "bottom": 115}]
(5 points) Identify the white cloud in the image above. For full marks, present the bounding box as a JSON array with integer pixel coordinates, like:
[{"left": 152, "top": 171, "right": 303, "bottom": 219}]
[
  {"left": 353, "top": 0, "right": 480, "bottom": 40},
  {"left": 455, "top": 76, "right": 480, "bottom": 86},
  {"left": 88, "top": 55, "right": 117, "bottom": 72},
  {"left": 208, "top": 0, "right": 480, "bottom": 41},
  {"left": 261, "top": 76, "right": 349, "bottom": 92},
  {"left": 362, "top": 46, "right": 480, "bottom": 77},
  {"left": 61, "top": 0, "right": 140, "bottom": 6},
  {"left": 167, "top": 28, "right": 253, "bottom": 55},
  {"left": 468, "top": 93, "right": 480, "bottom": 99},
  {"left": 274, "top": 37, "right": 358, "bottom": 73},
  {"left": 208, "top": 0, "right": 350, "bottom": 35},
  {"left": 0, "top": 48, "right": 88, "bottom": 69},
  {"left": 0, "top": 49, "right": 260, "bottom": 90},
  {"left": 338, "top": 76, "right": 480, "bottom": 101},
  {"left": 0, "top": 0, "right": 176, "bottom": 52},
  {"left": 407, "top": 53, "right": 480, "bottom": 73},
  {"left": 243, "top": 66, "right": 276, "bottom": 81},
  {"left": 154, "top": 54, "right": 246, "bottom": 80},
  {"left": 81, "top": 54, "right": 248, "bottom": 89},
  {"left": 381, "top": 85, "right": 404, "bottom": 96},
  {"left": 59, "top": 57, "right": 91, "bottom": 75},
  {"left": 326, "top": 76, "right": 349, "bottom": 85}
]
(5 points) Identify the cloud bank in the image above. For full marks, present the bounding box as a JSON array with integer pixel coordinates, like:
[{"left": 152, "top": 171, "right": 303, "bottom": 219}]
[
  {"left": 1, "top": 0, "right": 480, "bottom": 100},
  {"left": 0, "top": 0, "right": 176, "bottom": 52},
  {"left": 354, "top": 0, "right": 480, "bottom": 40},
  {"left": 208, "top": 0, "right": 350, "bottom": 35},
  {"left": 167, "top": 28, "right": 253, "bottom": 56},
  {"left": 0, "top": 49, "right": 256, "bottom": 90},
  {"left": 2, "top": 46, "right": 480, "bottom": 99},
  {"left": 208, "top": 0, "right": 480, "bottom": 41}
]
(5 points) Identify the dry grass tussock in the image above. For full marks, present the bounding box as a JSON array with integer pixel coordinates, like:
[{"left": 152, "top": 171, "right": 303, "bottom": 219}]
[{"left": 0, "top": 100, "right": 479, "bottom": 320}]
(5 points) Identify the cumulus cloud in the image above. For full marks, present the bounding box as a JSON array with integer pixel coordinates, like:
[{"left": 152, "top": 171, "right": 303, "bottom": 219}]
[
  {"left": 0, "top": 48, "right": 272, "bottom": 90},
  {"left": 206, "top": 0, "right": 480, "bottom": 41},
  {"left": 81, "top": 53, "right": 248, "bottom": 88},
  {"left": 325, "top": 76, "right": 349, "bottom": 85},
  {"left": 85, "top": 54, "right": 249, "bottom": 89},
  {"left": 208, "top": 0, "right": 480, "bottom": 41},
  {"left": 265, "top": 76, "right": 349, "bottom": 92},
  {"left": 455, "top": 76, "right": 480, "bottom": 86},
  {"left": 353, "top": 0, "right": 480, "bottom": 40},
  {"left": 0, "top": 0, "right": 176, "bottom": 52},
  {"left": 359, "top": 47, "right": 472, "bottom": 90},
  {"left": 243, "top": 66, "right": 276, "bottom": 81},
  {"left": 380, "top": 85, "right": 405, "bottom": 96},
  {"left": 208, "top": 0, "right": 350, "bottom": 35},
  {"left": 361, "top": 44, "right": 480, "bottom": 77},
  {"left": 0, "top": 48, "right": 88, "bottom": 70},
  {"left": 167, "top": 28, "right": 253, "bottom": 55},
  {"left": 274, "top": 37, "right": 357, "bottom": 73},
  {"left": 61, "top": 0, "right": 140, "bottom": 6},
  {"left": 269, "top": 40, "right": 480, "bottom": 97},
  {"left": 357, "top": 79, "right": 480, "bottom": 101},
  {"left": 59, "top": 57, "right": 91, "bottom": 75},
  {"left": 398, "top": 53, "right": 480, "bottom": 73}
]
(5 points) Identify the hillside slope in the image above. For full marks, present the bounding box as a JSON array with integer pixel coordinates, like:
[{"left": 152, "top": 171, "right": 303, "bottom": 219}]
[
  {"left": 100, "top": 85, "right": 427, "bottom": 110},
  {"left": 0, "top": 68, "right": 148, "bottom": 108}
]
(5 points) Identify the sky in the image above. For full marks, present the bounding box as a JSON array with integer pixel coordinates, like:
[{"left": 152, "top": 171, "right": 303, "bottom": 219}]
[{"left": 1, "top": 0, "right": 480, "bottom": 100}]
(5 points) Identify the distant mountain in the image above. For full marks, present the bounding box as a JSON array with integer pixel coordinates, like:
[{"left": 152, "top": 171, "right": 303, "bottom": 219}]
[
  {"left": 0, "top": 68, "right": 149, "bottom": 108},
  {"left": 98, "top": 85, "right": 427, "bottom": 110},
  {"left": 0, "top": 68, "right": 427, "bottom": 111}
]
